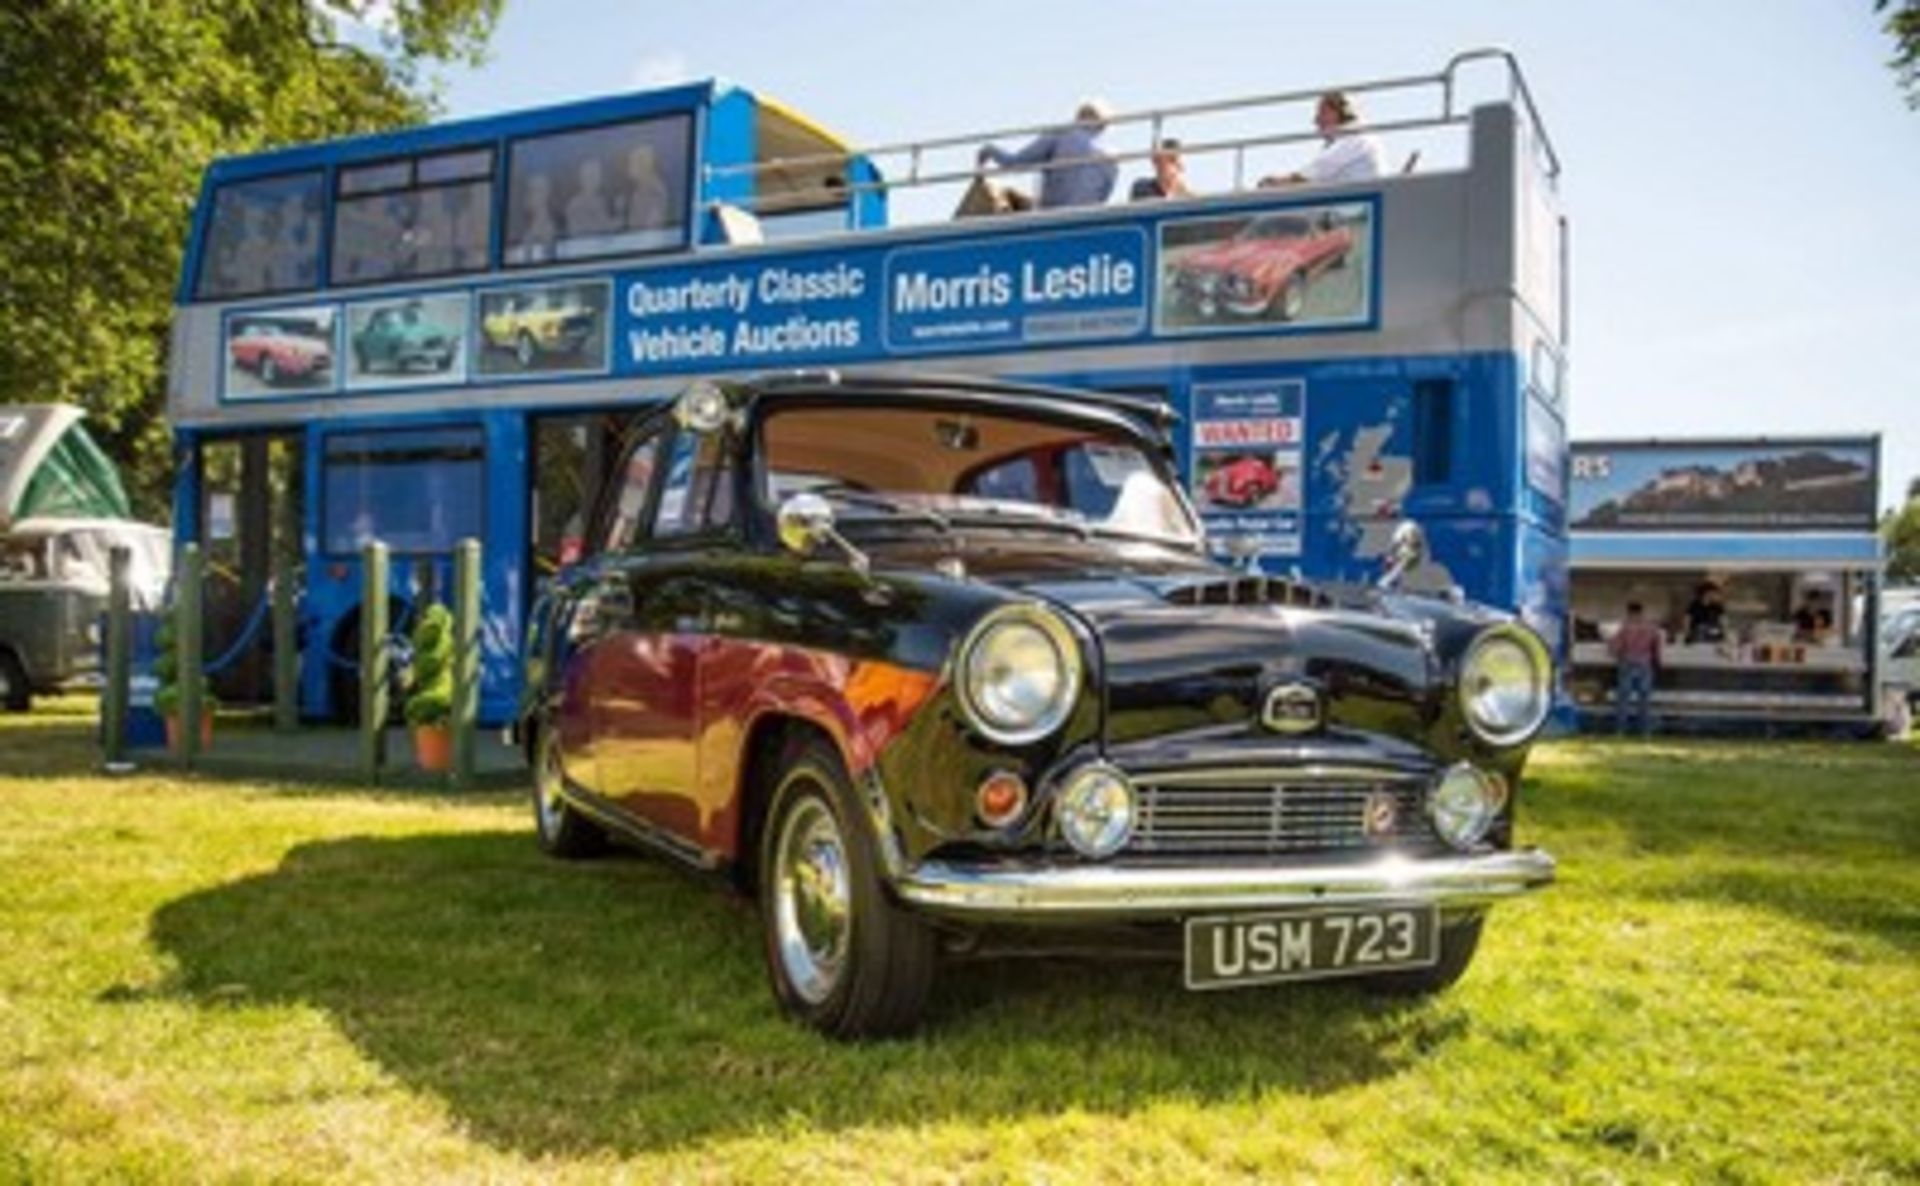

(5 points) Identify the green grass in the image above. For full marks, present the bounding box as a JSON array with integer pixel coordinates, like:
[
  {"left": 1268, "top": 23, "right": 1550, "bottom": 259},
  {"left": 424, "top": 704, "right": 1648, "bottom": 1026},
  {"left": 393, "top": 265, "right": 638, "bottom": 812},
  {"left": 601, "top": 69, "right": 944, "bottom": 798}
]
[{"left": 2, "top": 699, "right": 1916, "bottom": 1183}]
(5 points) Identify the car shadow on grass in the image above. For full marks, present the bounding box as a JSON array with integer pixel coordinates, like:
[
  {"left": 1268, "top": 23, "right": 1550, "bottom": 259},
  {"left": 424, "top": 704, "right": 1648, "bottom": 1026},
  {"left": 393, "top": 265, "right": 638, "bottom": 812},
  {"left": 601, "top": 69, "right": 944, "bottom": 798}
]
[{"left": 148, "top": 832, "right": 1465, "bottom": 1157}]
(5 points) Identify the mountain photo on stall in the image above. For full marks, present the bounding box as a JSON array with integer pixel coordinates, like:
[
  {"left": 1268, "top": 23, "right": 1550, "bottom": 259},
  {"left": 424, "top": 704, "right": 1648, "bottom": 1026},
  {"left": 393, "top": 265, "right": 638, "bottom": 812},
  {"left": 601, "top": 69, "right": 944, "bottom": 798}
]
[{"left": 1579, "top": 448, "right": 1872, "bottom": 529}]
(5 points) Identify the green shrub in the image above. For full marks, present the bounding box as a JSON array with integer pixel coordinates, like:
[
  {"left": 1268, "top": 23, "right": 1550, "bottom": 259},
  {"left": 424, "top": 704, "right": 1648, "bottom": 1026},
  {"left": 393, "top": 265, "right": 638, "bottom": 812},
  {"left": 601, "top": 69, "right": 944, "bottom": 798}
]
[
  {"left": 404, "top": 603, "right": 454, "bottom": 727},
  {"left": 151, "top": 613, "right": 215, "bottom": 718}
]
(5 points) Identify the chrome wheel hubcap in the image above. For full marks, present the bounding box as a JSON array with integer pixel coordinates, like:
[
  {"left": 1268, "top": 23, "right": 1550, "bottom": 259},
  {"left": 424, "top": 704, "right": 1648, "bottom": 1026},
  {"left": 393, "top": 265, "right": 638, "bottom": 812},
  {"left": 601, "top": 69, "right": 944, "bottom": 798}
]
[{"left": 773, "top": 794, "right": 852, "bottom": 1005}]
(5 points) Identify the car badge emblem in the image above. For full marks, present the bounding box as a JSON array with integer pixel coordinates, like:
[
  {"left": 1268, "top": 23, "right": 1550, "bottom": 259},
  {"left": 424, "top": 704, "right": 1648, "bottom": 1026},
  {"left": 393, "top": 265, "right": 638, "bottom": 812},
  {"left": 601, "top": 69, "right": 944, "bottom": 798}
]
[
  {"left": 1362, "top": 790, "right": 1399, "bottom": 839},
  {"left": 1260, "top": 682, "right": 1321, "bottom": 735}
]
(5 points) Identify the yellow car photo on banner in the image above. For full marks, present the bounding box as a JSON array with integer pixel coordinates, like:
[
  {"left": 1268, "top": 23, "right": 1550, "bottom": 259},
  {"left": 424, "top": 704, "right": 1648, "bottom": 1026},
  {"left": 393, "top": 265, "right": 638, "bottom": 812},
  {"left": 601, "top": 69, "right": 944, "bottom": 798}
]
[{"left": 477, "top": 279, "right": 613, "bottom": 375}]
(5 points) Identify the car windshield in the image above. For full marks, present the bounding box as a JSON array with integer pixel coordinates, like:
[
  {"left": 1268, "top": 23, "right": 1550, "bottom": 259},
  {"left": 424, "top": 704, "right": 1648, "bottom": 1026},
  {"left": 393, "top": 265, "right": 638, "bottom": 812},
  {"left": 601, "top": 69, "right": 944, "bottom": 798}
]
[{"left": 760, "top": 404, "right": 1199, "bottom": 547}]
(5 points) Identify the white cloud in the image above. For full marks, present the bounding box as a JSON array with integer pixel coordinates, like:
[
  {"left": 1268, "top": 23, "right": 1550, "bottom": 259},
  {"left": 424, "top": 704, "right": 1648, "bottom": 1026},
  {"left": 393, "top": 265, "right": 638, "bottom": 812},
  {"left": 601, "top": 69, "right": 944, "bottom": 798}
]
[{"left": 629, "top": 51, "right": 691, "bottom": 90}]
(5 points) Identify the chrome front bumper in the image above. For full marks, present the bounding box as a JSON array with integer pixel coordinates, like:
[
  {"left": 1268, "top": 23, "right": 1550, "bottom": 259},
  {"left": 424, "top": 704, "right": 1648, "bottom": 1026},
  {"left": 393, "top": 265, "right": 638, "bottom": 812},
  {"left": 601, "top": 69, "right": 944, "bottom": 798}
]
[{"left": 894, "top": 848, "right": 1556, "bottom": 922}]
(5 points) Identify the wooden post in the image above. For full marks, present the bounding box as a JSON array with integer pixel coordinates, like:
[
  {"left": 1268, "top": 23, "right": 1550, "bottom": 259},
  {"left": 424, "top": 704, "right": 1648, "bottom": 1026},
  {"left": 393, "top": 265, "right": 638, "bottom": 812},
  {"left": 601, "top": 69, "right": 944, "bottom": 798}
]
[
  {"left": 450, "top": 537, "right": 481, "bottom": 789},
  {"left": 359, "top": 542, "right": 389, "bottom": 782},
  {"left": 272, "top": 548, "right": 298, "bottom": 733},
  {"left": 102, "top": 545, "right": 131, "bottom": 769},
  {"left": 178, "top": 544, "right": 204, "bottom": 769}
]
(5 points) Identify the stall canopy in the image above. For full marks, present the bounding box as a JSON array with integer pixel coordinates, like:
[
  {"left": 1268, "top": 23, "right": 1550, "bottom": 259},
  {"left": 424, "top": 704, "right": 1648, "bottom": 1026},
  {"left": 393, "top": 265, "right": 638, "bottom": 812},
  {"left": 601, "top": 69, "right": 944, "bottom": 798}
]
[{"left": 0, "top": 405, "right": 132, "bottom": 530}]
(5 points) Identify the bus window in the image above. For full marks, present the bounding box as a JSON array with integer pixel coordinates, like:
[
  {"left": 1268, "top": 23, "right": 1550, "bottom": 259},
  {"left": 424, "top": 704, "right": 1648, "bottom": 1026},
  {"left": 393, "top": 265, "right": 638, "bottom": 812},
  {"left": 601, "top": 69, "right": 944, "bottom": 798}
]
[
  {"left": 332, "top": 148, "right": 494, "bottom": 285},
  {"left": 504, "top": 114, "right": 693, "bottom": 266},
  {"left": 1413, "top": 379, "right": 1455, "bottom": 486},
  {"left": 196, "top": 171, "right": 324, "bottom": 299},
  {"left": 323, "top": 427, "right": 484, "bottom": 555}
]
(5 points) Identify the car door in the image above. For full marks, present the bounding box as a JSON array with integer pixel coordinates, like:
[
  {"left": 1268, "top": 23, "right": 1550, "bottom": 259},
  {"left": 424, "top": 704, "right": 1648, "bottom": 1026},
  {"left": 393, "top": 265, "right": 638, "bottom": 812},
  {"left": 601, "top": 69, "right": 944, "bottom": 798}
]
[{"left": 590, "top": 424, "right": 739, "bottom": 853}]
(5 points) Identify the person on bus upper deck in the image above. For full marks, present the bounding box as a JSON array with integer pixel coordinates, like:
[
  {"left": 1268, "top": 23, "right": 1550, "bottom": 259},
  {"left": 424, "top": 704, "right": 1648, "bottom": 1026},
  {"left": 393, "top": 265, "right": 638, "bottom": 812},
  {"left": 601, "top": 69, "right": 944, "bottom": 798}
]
[
  {"left": 975, "top": 98, "right": 1119, "bottom": 209},
  {"left": 1258, "top": 90, "right": 1383, "bottom": 188},
  {"left": 564, "top": 157, "right": 619, "bottom": 239},
  {"left": 1129, "top": 138, "right": 1195, "bottom": 201}
]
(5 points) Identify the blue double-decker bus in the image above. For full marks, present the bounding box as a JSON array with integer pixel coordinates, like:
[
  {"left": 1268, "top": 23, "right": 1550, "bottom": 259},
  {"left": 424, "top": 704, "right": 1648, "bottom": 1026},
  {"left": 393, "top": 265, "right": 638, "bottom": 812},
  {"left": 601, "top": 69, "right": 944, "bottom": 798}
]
[{"left": 165, "top": 50, "right": 1569, "bottom": 724}]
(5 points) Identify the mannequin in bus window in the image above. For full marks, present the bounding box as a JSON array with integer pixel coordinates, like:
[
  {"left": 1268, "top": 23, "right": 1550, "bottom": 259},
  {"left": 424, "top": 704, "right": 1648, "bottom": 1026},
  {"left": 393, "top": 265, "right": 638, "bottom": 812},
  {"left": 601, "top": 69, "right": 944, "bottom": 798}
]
[
  {"left": 265, "top": 193, "right": 314, "bottom": 289},
  {"left": 519, "top": 171, "right": 559, "bottom": 262},
  {"left": 414, "top": 188, "right": 457, "bottom": 274},
  {"left": 621, "top": 143, "right": 672, "bottom": 231},
  {"left": 564, "top": 157, "right": 618, "bottom": 242},
  {"left": 221, "top": 202, "right": 275, "bottom": 293}
]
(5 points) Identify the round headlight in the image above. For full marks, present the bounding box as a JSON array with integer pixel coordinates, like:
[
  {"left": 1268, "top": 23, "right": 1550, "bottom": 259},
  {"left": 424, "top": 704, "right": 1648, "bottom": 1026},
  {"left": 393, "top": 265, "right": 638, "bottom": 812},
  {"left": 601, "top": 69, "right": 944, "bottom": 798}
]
[
  {"left": 1055, "top": 763, "right": 1136, "bottom": 859},
  {"left": 1430, "top": 763, "right": 1508, "bottom": 851},
  {"left": 958, "top": 606, "right": 1082, "bottom": 745},
  {"left": 1459, "top": 625, "right": 1552, "bottom": 746}
]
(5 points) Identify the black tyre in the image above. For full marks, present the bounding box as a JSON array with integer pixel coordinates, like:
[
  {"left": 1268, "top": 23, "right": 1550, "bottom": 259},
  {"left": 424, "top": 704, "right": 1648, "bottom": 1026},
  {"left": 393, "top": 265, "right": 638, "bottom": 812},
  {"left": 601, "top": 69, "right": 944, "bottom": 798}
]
[
  {"left": 515, "top": 331, "right": 537, "bottom": 369},
  {"left": 530, "top": 720, "right": 609, "bottom": 859},
  {"left": 354, "top": 346, "right": 370, "bottom": 373},
  {"left": 759, "top": 739, "right": 935, "bottom": 1039},
  {"left": 1362, "top": 912, "right": 1484, "bottom": 996},
  {"left": 260, "top": 355, "right": 280, "bottom": 385},
  {"left": 0, "top": 649, "right": 31, "bottom": 712}
]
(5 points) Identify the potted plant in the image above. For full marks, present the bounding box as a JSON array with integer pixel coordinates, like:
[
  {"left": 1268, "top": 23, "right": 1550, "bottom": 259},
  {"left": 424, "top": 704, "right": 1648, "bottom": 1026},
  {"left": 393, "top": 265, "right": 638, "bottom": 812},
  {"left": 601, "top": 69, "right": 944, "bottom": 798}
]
[
  {"left": 405, "top": 603, "right": 455, "bottom": 772},
  {"left": 152, "top": 616, "right": 214, "bottom": 752}
]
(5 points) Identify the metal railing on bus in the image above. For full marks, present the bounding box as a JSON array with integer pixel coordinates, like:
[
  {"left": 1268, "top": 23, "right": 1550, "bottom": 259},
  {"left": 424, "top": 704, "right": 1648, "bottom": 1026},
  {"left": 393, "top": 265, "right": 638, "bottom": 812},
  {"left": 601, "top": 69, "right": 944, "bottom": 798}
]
[{"left": 703, "top": 48, "right": 1559, "bottom": 232}]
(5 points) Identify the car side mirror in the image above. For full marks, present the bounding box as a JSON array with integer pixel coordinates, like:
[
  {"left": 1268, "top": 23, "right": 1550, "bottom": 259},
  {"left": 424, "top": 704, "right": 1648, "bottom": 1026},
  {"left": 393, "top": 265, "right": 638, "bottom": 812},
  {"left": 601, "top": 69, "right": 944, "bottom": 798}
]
[
  {"left": 777, "top": 493, "right": 870, "bottom": 576},
  {"left": 1378, "top": 520, "right": 1427, "bottom": 591}
]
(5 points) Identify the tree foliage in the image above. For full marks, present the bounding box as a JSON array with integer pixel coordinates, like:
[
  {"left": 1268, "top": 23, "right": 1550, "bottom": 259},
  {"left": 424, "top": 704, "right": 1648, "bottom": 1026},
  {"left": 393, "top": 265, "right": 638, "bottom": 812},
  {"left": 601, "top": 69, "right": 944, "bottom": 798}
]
[
  {"left": 1883, "top": 0, "right": 1920, "bottom": 107},
  {"left": 1884, "top": 496, "right": 1920, "bottom": 584},
  {"left": 0, "top": 0, "right": 501, "bottom": 518}
]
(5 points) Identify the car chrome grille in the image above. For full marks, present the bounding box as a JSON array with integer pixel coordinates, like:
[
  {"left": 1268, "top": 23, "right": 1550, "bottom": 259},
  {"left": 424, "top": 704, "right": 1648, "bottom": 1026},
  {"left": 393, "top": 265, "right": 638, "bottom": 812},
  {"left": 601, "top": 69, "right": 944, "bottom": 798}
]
[{"left": 1130, "top": 772, "right": 1433, "bottom": 855}]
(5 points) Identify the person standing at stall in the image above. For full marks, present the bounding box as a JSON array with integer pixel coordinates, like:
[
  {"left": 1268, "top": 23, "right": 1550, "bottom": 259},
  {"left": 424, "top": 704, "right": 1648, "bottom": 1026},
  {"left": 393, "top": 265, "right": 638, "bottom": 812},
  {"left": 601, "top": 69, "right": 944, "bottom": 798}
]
[{"left": 1609, "top": 601, "right": 1663, "bottom": 737}]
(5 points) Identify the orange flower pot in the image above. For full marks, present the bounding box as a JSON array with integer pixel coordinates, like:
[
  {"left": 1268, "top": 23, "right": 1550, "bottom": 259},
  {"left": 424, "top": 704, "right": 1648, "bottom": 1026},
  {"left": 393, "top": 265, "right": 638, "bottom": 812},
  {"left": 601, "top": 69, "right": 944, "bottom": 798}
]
[
  {"left": 165, "top": 712, "right": 214, "bottom": 753},
  {"left": 413, "top": 724, "right": 453, "bottom": 773}
]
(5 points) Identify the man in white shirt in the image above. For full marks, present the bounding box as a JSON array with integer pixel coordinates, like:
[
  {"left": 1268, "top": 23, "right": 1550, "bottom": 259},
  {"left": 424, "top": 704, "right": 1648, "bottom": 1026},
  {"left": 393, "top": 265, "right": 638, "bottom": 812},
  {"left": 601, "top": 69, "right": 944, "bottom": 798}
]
[{"left": 1259, "top": 91, "right": 1383, "bottom": 188}]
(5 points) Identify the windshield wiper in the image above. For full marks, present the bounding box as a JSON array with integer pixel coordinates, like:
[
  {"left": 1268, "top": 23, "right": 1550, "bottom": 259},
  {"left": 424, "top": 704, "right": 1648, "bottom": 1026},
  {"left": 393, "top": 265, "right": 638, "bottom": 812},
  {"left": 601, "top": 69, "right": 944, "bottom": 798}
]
[
  {"left": 944, "top": 502, "right": 1093, "bottom": 541},
  {"left": 808, "top": 483, "right": 952, "bottom": 533}
]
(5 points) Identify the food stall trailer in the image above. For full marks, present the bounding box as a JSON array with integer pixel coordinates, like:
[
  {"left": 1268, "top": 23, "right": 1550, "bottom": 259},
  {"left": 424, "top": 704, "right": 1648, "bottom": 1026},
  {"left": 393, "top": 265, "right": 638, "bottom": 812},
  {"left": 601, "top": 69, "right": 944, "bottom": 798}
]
[{"left": 1565, "top": 436, "right": 1901, "bottom": 736}]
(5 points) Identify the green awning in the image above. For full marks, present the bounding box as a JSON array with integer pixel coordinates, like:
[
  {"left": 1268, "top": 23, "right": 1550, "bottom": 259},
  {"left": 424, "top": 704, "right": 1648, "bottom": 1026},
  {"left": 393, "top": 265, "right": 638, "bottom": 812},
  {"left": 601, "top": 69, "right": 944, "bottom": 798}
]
[{"left": 0, "top": 405, "right": 133, "bottom": 528}]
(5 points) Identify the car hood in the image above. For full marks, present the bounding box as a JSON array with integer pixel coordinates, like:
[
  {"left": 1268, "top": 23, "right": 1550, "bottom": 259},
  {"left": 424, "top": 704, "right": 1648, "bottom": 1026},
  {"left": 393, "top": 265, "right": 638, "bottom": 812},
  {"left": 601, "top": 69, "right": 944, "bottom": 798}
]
[
  {"left": 1175, "top": 238, "right": 1298, "bottom": 275},
  {"left": 865, "top": 535, "right": 1438, "bottom": 749}
]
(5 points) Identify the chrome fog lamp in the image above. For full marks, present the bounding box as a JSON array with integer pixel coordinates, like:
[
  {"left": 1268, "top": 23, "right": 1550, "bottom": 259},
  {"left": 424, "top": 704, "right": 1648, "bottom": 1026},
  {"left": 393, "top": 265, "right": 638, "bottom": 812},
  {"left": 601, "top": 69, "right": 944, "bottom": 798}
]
[
  {"left": 1055, "top": 763, "right": 1136, "bottom": 859},
  {"left": 1430, "top": 763, "right": 1508, "bottom": 851},
  {"left": 957, "top": 605, "right": 1082, "bottom": 745},
  {"left": 1459, "top": 624, "right": 1552, "bottom": 746}
]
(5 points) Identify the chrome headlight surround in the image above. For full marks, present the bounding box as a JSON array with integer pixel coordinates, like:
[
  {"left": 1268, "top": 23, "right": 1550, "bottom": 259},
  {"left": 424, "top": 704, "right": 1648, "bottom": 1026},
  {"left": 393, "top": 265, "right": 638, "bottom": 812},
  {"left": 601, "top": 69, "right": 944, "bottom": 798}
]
[
  {"left": 1458, "top": 624, "right": 1552, "bottom": 747},
  {"left": 956, "top": 604, "right": 1083, "bottom": 746}
]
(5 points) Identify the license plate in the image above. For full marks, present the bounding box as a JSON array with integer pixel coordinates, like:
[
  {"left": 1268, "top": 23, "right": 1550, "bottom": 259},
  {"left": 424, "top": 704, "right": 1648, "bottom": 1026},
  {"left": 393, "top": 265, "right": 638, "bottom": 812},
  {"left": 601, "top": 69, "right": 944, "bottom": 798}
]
[{"left": 1184, "top": 905, "right": 1439, "bottom": 991}]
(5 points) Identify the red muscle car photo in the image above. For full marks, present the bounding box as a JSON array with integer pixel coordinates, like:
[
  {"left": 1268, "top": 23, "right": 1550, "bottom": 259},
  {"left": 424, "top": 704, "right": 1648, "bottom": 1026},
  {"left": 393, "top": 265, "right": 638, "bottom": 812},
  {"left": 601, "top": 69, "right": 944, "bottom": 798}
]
[
  {"left": 1204, "top": 454, "right": 1283, "bottom": 507},
  {"left": 1167, "top": 212, "right": 1354, "bottom": 322},
  {"left": 228, "top": 322, "right": 332, "bottom": 386}
]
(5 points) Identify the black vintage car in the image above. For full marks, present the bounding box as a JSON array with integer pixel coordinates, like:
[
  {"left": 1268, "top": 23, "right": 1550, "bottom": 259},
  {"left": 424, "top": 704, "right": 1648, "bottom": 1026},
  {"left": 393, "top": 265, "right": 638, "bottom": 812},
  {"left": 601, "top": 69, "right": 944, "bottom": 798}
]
[{"left": 520, "top": 373, "right": 1556, "bottom": 1038}]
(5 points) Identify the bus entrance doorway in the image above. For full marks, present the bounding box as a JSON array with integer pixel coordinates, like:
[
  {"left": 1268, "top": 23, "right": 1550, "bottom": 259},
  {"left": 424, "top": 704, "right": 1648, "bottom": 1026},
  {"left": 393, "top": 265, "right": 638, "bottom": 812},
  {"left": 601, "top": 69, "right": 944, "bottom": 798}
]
[{"left": 196, "top": 433, "right": 303, "bottom": 705}]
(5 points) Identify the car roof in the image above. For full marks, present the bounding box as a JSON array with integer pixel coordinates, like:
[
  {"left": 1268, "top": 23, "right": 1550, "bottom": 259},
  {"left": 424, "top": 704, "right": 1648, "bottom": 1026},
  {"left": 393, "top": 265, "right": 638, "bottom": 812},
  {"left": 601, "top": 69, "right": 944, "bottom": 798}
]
[{"left": 730, "top": 370, "right": 1179, "bottom": 441}]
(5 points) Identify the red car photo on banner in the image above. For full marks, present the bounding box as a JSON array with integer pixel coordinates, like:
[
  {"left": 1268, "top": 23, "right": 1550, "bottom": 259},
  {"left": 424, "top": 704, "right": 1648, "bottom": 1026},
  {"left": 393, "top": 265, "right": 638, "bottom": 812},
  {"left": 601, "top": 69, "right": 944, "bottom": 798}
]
[
  {"left": 1157, "top": 201, "right": 1373, "bottom": 332},
  {"left": 1203, "top": 454, "right": 1282, "bottom": 507}
]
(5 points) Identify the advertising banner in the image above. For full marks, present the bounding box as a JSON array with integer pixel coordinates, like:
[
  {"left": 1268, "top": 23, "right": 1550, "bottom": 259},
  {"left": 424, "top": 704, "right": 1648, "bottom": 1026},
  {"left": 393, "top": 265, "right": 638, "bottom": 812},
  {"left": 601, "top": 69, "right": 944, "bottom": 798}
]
[
  {"left": 1155, "top": 201, "right": 1373, "bottom": 334},
  {"left": 1189, "top": 379, "right": 1305, "bottom": 559},
  {"left": 614, "top": 223, "right": 1151, "bottom": 377},
  {"left": 1570, "top": 440, "right": 1879, "bottom": 532},
  {"left": 223, "top": 305, "right": 338, "bottom": 399},
  {"left": 343, "top": 292, "right": 470, "bottom": 391}
]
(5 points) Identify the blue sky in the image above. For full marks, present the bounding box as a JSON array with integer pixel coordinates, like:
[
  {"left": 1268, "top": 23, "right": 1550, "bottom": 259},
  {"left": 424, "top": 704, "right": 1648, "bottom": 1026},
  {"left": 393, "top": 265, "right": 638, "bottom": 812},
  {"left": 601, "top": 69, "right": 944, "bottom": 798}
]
[{"left": 434, "top": 0, "right": 1919, "bottom": 509}]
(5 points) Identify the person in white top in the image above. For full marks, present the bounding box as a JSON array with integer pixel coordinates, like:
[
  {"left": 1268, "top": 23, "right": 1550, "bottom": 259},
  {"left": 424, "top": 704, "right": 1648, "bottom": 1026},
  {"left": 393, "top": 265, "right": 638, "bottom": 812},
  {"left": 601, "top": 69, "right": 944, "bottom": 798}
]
[{"left": 1259, "top": 90, "right": 1383, "bottom": 188}]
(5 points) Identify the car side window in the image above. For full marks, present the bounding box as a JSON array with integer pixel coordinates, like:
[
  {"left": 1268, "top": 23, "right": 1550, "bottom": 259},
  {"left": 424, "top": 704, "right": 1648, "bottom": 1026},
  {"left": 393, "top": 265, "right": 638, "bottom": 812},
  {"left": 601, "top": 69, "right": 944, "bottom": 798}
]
[
  {"left": 653, "top": 430, "right": 735, "bottom": 539},
  {"left": 599, "top": 432, "right": 664, "bottom": 554}
]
